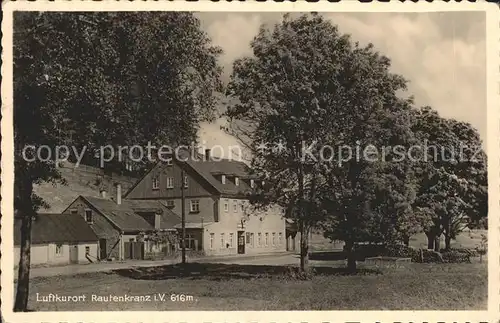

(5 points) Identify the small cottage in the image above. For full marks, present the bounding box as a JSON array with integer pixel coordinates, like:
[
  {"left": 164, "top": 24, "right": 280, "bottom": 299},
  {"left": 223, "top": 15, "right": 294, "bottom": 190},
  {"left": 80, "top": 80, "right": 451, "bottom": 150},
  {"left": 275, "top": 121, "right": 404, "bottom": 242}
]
[{"left": 14, "top": 213, "right": 99, "bottom": 266}]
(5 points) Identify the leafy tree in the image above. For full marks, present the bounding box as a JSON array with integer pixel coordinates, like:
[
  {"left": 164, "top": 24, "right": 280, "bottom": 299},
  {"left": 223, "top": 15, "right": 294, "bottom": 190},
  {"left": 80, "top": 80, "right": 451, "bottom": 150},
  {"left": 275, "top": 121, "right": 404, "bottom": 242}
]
[
  {"left": 13, "top": 11, "right": 222, "bottom": 311},
  {"left": 225, "top": 13, "right": 416, "bottom": 272},
  {"left": 411, "top": 107, "right": 487, "bottom": 251}
]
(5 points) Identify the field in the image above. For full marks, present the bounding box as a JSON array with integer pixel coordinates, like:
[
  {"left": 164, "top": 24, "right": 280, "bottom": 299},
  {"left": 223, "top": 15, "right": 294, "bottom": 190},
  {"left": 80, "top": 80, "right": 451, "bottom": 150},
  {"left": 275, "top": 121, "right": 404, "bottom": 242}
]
[
  {"left": 21, "top": 230, "right": 487, "bottom": 311},
  {"left": 26, "top": 261, "right": 486, "bottom": 311},
  {"left": 309, "top": 229, "right": 487, "bottom": 251}
]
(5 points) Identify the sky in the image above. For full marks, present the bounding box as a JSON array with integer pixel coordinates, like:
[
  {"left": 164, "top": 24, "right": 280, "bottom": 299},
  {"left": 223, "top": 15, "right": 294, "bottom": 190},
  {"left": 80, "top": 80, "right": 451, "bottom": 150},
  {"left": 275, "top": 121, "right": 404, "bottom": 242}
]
[{"left": 196, "top": 12, "right": 486, "bottom": 154}]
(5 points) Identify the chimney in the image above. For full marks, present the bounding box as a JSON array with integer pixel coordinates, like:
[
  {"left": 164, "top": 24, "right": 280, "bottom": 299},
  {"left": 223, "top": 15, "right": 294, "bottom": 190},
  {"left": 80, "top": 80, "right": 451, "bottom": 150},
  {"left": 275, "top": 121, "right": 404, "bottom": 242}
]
[
  {"left": 116, "top": 183, "right": 122, "bottom": 205},
  {"left": 205, "top": 149, "right": 211, "bottom": 161},
  {"left": 100, "top": 189, "right": 107, "bottom": 199}
]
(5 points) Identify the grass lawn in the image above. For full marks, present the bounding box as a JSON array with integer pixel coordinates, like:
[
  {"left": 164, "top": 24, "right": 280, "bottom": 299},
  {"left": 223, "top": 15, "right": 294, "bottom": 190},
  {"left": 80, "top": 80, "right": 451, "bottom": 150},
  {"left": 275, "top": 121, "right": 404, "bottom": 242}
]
[{"left": 26, "top": 261, "right": 487, "bottom": 311}]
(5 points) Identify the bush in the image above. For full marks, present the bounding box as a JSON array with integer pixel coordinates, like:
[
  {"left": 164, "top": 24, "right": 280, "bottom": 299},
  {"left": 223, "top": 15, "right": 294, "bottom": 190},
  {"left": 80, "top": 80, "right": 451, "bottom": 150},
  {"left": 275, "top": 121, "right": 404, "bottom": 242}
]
[
  {"left": 440, "top": 248, "right": 478, "bottom": 263},
  {"left": 383, "top": 245, "right": 444, "bottom": 263}
]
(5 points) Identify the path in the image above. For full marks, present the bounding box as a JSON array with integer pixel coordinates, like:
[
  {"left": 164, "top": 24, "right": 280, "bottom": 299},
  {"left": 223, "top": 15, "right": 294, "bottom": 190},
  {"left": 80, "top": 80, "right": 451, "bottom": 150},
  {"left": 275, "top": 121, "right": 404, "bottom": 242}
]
[{"left": 23, "top": 252, "right": 296, "bottom": 279}]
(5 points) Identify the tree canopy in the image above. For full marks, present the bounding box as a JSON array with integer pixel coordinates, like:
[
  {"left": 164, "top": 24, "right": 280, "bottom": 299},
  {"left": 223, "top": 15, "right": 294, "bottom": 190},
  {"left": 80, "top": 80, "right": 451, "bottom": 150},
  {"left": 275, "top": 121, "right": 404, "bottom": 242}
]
[{"left": 13, "top": 11, "right": 223, "bottom": 311}]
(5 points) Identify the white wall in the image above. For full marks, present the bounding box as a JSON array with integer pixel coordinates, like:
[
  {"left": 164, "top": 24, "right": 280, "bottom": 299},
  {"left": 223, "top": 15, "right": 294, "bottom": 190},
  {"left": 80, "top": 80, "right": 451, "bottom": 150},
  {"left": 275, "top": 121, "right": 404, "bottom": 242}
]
[
  {"left": 14, "top": 242, "right": 99, "bottom": 266},
  {"left": 204, "top": 199, "right": 286, "bottom": 256}
]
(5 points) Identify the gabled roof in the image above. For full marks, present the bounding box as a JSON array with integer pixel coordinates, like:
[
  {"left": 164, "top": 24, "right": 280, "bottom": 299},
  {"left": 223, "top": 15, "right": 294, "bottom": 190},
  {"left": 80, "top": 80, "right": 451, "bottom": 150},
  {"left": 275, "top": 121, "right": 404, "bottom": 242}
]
[
  {"left": 123, "top": 149, "right": 259, "bottom": 199},
  {"left": 14, "top": 214, "right": 99, "bottom": 245},
  {"left": 185, "top": 159, "right": 254, "bottom": 197},
  {"left": 81, "top": 196, "right": 181, "bottom": 232}
]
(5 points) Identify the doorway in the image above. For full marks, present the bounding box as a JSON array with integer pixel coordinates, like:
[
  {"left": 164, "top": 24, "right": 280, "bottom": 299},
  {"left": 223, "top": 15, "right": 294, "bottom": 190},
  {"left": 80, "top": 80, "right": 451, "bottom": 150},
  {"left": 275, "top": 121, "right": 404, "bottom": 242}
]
[
  {"left": 99, "top": 239, "right": 107, "bottom": 260},
  {"left": 69, "top": 245, "right": 79, "bottom": 264},
  {"left": 237, "top": 231, "right": 245, "bottom": 254}
]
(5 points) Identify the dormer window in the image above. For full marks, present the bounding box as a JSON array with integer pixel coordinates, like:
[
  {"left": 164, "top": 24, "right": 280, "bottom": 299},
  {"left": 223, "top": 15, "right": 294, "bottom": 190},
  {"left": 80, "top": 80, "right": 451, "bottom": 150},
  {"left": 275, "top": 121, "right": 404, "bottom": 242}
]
[
  {"left": 250, "top": 179, "right": 255, "bottom": 188},
  {"left": 221, "top": 175, "right": 226, "bottom": 184},
  {"left": 152, "top": 177, "right": 160, "bottom": 190},
  {"left": 235, "top": 177, "right": 239, "bottom": 186},
  {"left": 84, "top": 209, "right": 93, "bottom": 224}
]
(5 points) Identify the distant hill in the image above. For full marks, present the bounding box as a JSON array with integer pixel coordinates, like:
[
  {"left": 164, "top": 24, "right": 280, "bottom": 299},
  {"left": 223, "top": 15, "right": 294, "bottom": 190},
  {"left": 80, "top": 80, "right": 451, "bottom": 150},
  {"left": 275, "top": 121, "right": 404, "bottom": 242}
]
[{"left": 34, "top": 162, "right": 138, "bottom": 213}]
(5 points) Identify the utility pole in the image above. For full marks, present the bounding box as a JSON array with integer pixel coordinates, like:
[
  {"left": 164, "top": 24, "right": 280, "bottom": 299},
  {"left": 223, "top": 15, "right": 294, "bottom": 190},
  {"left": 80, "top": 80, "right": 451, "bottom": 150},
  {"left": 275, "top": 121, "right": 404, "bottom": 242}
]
[{"left": 181, "top": 166, "right": 186, "bottom": 265}]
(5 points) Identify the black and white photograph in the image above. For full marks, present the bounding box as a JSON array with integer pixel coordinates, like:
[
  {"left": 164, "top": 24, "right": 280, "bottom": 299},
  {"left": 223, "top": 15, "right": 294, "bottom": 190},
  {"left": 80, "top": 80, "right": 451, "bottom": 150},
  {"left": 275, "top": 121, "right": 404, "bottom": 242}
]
[{"left": 1, "top": 1, "right": 498, "bottom": 320}]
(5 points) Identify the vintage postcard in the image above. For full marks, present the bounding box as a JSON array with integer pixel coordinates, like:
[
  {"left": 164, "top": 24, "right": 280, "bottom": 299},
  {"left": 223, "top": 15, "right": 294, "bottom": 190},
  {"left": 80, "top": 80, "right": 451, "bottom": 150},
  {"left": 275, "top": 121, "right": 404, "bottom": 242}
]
[{"left": 1, "top": 0, "right": 499, "bottom": 322}]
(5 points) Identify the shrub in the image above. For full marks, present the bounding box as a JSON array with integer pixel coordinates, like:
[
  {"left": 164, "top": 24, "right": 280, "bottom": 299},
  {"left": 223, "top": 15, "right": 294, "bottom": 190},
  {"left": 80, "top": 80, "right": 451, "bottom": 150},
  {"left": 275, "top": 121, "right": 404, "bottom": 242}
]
[
  {"left": 441, "top": 250, "right": 472, "bottom": 263},
  {"left": 383, "top": 245, "right": 444, "bottom": 263}
]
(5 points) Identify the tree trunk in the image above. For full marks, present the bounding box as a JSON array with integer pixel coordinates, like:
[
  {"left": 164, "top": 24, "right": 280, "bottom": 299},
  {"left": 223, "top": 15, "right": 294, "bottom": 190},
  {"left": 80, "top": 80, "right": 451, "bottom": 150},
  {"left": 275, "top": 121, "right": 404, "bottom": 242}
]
[
  {"left": 444, "top": 235, "right": 451, "bottom": 251},
  {"left": 14, "top": 179, "right": 35, "bottom": 312},
  {"left": 425, "top": 232, "right": 435, "bottom": 250},
  {"left": 299, "top": 220, "right": 310, "bottom": 272},
  {"left": 434, "top": 236, "right": 440, "bottom": 252},
  {"left": 345, "top": 240, "right": 356, "bottom": 273},
  {"left": 403, "top": 235, "right": 410, "bottom": 247}
]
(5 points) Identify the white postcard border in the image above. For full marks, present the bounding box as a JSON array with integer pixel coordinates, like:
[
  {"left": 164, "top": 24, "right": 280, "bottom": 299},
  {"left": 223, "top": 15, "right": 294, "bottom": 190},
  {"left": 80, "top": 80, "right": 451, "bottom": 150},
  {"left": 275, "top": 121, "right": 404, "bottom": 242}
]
[{"left": 1, "top": 0, "right": 499, "bottom": 322}]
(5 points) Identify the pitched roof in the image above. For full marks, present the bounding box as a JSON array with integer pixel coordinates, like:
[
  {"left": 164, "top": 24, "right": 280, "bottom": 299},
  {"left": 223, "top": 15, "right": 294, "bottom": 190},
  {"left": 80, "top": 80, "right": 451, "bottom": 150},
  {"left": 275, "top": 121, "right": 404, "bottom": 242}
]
[
  {"left": 82, "top": 196, "right": 181, "bottom": 232},
  {"left": 14, "top": 214, "right": 99, "bottom": 245},
  {"left": 185, "top": 159, "right": 255, "bottom": 197},
  {"left": 123, "top": 146, "right": 260, "bottom": 199}
]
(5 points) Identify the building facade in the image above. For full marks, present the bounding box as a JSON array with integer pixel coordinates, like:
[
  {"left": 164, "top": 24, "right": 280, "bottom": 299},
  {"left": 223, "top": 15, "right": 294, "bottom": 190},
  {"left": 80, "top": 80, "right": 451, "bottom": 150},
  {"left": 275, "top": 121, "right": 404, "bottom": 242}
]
[
  {"left": 63, "top": 194, "right": 180, "bottom": 261},
  {"left": 124, "top": 151, "right": 288, "bottom": 256},
  {"left": 14, "top": 214, "right": 99, "bottom": 267}
]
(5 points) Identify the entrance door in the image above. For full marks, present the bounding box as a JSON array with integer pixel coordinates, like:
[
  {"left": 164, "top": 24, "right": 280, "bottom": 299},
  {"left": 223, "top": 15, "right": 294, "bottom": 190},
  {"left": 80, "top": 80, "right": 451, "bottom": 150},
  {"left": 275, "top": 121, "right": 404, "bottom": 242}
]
[
  {"left": 69, "top": 245, "right": 79, "bottom": 264},
  {"left": 237, "top": 231, "right": 245, "bottom": 254},
  {"left": 99, "top": 239, "right": 107, "bottom": 260}
]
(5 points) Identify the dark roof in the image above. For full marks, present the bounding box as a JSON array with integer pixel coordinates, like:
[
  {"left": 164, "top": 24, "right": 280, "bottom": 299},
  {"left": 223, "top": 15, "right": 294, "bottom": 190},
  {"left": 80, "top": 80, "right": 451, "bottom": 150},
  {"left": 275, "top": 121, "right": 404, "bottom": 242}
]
[
  {"left": 82, "top": 196, "right": 181, "bottom": 232},
  {"left": 185, "top": 159, "right": 254, "bottom": 197},
  {"left": 123, "top": 148, "right": 258, "bottom": 199},
  {"left": 14, "top": 214, "right": 99, "bottom": 245}
]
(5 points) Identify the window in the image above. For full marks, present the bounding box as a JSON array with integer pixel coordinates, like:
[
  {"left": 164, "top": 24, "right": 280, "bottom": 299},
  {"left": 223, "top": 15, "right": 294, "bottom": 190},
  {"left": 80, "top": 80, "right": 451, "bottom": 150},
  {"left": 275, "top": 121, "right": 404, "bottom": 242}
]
[
  {"left": 279, "top": 232, "right": 283, "bottom": 245},
  {"left": 246, "top": 232, "right": 251, "bottom": 244},
  {"left": 221, "top": 175, "right": 226, "bottom": 184},
  {"left": 166, "top": 200, "right": 175, "bottom": 208},
  {"left": 229, "top": 233, "right": 234, "bottom": 248},
  {"left": 184, "top": 176, "right": 189, "bottom": 188},
  {"left": 210, "top": 233, "right": 215, "bottom": 249},
  {"left": 85, "top": 246, "right": 90, "bottom": 255},
  {"left": 70, "top": 209, "right": 78, "bottom": 215},
  {"left": 190, "top": 199, "right": 200, "bottom": 213},
  {"left": 55, "top": 244, "right": 63, "bottom": 255},
  {"left": 258, "top": 233, "right": 262, "bottom": 247},
  {"left": 272, "top": 232, "right": 276, "bottom": 246},
  {"left": 235, "top": 177, "right": 239, "bottom": 186},
  {"left": 250, "top": 233, "right": 255, "bottom": 247},
  {"left": 224, "top": 200, "right": 229, "bottom": 212},
  {"left": 250, "top": 179, "right": 255, "bottom": 188},
  {"left": 233, "top": 200, "right": 238, "bottom": 213},
  {"left": 265, "top": 233, "right": 269, "bottom": 246},
  {"left": 166, "top": 177, "right": 174, "bottom": 189},
  {"left": 240, "top": 202, "right": 244, "bottom": 212},
  {"left": 220, "top": 233, "right": 225, "bottom": 248},
  {"left": 152, "top": 177, "right": 160, "bottom": 190},
  {"left": 84, "top": 209, "right": 93, "bottom": 224}
]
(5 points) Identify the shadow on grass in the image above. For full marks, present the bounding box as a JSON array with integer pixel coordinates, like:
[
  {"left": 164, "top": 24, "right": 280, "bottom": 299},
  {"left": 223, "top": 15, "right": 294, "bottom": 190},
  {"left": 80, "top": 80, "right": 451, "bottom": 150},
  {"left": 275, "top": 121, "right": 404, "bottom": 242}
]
[
  {"left": 113, "top": 262, "right": 382, "bottom": 281},
  {"left": 309, "top": 251, "right": 347, "bottom": 261}
]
